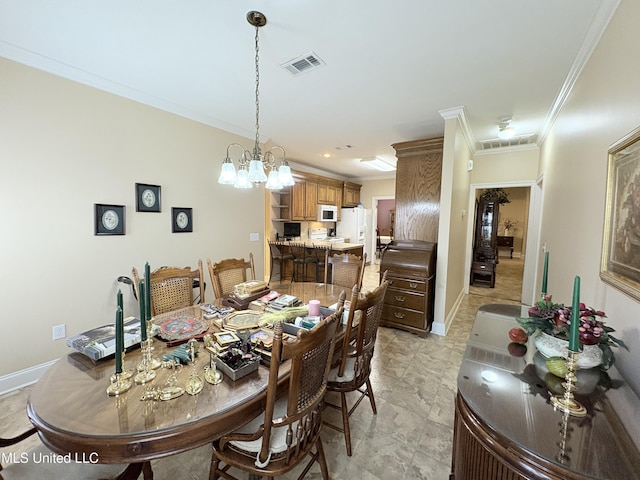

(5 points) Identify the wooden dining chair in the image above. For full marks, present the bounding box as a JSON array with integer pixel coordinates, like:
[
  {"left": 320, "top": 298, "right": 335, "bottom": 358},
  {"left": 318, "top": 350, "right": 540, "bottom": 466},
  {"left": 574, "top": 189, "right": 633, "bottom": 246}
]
[
  {"left": 207, "top": 253, "right": 255, "bottom": 298},
  {"left": 0, "top": 426, "right": 145, "bottom": 480},
  {"left": 323, "top": 272, "right": 389, "bottom": 456},
  {"left": 324, "top": 252, "right": 366, "bottom": 291},
  {"left": 131, "top": 260, "right": 205, "bottom": 316},
  {"left": 210, "top": 295, "right": 345, "bottom": 480}
]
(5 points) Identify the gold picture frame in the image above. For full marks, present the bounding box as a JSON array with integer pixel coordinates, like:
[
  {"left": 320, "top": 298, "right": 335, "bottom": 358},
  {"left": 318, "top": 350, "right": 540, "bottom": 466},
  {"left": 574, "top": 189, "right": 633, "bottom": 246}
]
[{"left": 600, "top": 126, "right": 640, "bottom": 301}]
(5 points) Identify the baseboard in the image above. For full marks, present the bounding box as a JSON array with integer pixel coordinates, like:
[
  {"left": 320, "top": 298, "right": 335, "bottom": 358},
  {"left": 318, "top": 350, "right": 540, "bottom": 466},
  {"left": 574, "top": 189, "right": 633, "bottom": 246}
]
[{"left": 0, "top": 360, "right": 56, "bottom": 396}]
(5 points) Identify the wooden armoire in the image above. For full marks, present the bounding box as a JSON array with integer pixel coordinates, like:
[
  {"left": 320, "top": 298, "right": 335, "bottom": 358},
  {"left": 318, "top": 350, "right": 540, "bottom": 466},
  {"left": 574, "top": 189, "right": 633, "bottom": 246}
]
[
  {"left": 378, "top": 137, "right": 442, "bottom": 337},
  {"left": 390, "top": 137, "right": 443, "bottom": 242}
]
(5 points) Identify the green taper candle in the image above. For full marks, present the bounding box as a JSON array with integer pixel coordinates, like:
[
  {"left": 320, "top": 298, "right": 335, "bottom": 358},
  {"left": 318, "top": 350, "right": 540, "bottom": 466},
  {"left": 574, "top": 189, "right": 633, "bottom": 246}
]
[
  {"left": 541, "top": 251, "right": 549, "bottom": 294},
  {"left": 115, "top": 306, "right": 123, "bottom": 374},
  {"left": 138, "top": 280, "right": 147, "bottom": 341},
  {"left": 144, "top": 262, "right": 151, "bottom": 320},
  {"left": 569, "top": 276, "right": 580, "bottom": 352}
]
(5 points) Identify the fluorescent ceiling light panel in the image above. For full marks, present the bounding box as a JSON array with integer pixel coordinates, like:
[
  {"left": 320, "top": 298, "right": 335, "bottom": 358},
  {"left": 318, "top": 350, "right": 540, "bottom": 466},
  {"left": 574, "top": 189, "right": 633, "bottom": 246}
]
[{"left": 360, "top": 157, "right": 395, "bottom": 171}]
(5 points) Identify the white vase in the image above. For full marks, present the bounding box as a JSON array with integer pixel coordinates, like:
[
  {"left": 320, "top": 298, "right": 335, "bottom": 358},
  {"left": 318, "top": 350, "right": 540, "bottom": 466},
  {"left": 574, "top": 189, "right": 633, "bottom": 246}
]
[{"left": 534, "top": 332, "right": 603, "bottom": 369}]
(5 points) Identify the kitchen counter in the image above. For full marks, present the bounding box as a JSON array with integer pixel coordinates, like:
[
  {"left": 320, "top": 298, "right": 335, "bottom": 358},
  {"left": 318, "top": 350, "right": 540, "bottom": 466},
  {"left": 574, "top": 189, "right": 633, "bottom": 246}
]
[
  {"left": 270, "top": 240, "right": 365, "bottom": 282},
  {"left": 275, "top": 239, "right": 363, "bottom": 254}
]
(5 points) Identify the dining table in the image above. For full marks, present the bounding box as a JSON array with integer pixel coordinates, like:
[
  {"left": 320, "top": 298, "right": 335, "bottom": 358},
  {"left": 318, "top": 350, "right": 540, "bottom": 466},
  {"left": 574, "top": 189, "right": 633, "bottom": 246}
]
[{"left": 26, "top": 284, "right": 347, "bottom": 479}]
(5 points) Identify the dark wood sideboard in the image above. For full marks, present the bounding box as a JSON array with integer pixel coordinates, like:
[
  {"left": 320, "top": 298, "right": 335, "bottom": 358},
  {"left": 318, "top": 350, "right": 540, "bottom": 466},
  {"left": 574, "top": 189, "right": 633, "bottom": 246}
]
[
  {"left": 451, "top": 304, "right": 640, "bottom": 480},
  {"left": 497, "top": 235, "right": 514, "bottom": 258},
  {"left": 379, "top": 240, "right": 436, "bottom": 337}
]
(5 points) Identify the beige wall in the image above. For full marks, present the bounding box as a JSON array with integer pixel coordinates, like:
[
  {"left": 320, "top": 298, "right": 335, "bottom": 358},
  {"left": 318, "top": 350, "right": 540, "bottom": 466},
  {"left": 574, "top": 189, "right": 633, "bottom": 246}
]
[
  {"left": 0, "top": 58, "right": 266, "bottom": 378},
  {"left": 471, "top": 148, "right": 539, "bottom": 184},
  {"left": 539, "top": 0, "right": 640, "bottom": 394},
  {"left": 437, "top": 117, "right": 474, "bottom": 333},
  {"left": 359, "top": 177, "right": 396, "bottom": 209}
]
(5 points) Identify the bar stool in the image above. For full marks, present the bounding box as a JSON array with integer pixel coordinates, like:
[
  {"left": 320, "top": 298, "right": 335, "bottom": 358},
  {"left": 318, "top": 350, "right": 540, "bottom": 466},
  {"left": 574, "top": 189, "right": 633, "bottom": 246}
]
[
  {"left": 289, "top": 242, "right": 318, "bottom": 282},
  {"left": 267, "top": 240, "right": 293, "bottom": 282},
  {"left": 313, "top": 244, "right": 331, "bottom": 282}
]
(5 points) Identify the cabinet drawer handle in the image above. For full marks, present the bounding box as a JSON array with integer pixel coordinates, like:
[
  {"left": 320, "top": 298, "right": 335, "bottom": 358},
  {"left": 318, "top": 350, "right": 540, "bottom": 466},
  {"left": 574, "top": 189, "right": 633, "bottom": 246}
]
[
  {"left": 395, "top": 295, "right": 405, "bottom": 302},
  {"left": 394, "top": 312, "right": 406, "bottom": 319},
  {"left": 409, "top": 282, "right": 418, "bottom": 288}
]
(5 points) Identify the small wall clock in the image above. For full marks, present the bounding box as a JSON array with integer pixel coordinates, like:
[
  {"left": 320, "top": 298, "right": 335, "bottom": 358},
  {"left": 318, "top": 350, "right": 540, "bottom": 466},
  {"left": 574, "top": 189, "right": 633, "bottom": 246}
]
[
  {"left": 95, "top": 204, "right": 125, "bottom": 235},
  {"left": 135, "top": 183, "right": 161, "bottom": 212},
  {"left": 172, "top": 207, "right": 193, "bottom": 233}
]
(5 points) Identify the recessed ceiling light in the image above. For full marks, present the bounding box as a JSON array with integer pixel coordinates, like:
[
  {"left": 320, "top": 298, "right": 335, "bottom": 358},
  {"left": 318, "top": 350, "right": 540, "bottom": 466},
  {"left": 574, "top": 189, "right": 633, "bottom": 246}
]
[{"left": 322, "top": 153, "right": 332, "bottom": 158}]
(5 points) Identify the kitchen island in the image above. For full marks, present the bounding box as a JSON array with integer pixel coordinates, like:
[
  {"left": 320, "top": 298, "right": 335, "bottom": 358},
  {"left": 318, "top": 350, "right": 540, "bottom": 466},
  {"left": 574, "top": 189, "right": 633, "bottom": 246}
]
[{"left": 269, "top": 239, "right": 364, "bottom": 282}]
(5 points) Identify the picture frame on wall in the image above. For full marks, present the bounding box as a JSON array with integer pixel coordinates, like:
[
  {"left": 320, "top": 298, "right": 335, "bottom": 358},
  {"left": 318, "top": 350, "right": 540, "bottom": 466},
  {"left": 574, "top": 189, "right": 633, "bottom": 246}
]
[
  {"left": 172, "top": 207, "right": 193, "bottom": 233},
  {"left": 95, "top": 204, "right": 125, "bottom": 236},
  {"left": 600, "top": 126, "right": 640, "bottom": 301},
  {"left": 135, "top": 183, "right": 161, "bottom": 212}
]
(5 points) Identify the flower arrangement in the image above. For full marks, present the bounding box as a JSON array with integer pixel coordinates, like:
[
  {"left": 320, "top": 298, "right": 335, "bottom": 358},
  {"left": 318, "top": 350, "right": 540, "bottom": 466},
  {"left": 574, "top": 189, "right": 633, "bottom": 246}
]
[
  {"left": 503, "top": 218, "right": 518, "bottom": 232},
  {"left": 517, "top": 295, "right": 628, "bottom": 370}
]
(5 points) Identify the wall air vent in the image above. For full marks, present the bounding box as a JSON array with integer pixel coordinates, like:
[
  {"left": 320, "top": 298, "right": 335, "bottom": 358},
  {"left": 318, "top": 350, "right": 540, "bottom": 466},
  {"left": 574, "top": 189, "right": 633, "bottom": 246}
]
[
  {"left": 477, "top": 134, "right": 538, "bottom": 151},
  {"left": 281, "top": 52, "right": 325, "bottom": 76}
]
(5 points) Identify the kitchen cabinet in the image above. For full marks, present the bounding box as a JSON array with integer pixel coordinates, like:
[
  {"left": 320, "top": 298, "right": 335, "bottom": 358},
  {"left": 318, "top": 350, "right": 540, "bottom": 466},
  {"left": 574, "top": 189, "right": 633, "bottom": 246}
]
[
  {"left": 317, "top": 182, "right": 339, "bottom": 205},
  {"left": 291, "top": 181, "right": 318, "bottom": 221},
  {"left": 342, "top": 182, "right": 361, "bottom": 207}
]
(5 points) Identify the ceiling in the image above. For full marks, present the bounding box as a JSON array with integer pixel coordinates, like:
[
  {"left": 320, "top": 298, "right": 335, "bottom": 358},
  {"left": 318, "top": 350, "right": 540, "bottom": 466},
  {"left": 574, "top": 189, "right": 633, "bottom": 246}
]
[{"left": 0, "top": 0, "right": 618, "bottom": 180}]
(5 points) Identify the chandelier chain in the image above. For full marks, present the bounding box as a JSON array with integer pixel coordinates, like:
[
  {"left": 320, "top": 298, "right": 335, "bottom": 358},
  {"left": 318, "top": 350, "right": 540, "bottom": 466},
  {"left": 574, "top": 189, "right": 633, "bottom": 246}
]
[{"left": 254, "top": 24, "right": 261, "bottom": 157}]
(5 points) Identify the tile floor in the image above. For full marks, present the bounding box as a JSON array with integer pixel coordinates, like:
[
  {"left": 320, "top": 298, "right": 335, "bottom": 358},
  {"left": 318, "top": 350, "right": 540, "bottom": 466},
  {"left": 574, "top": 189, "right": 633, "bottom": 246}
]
[{"left": 1, "top": 258, "right": 525, "bottom": 479}]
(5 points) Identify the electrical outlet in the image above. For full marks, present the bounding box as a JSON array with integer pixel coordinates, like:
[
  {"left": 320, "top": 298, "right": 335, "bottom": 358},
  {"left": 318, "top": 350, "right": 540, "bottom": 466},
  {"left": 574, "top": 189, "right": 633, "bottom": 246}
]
[
  {"left": 52, "top": 324, "right": 66, "bottom": 340},
  {"left": 249, "top": 232, "right": 259, "bottom": 241}
]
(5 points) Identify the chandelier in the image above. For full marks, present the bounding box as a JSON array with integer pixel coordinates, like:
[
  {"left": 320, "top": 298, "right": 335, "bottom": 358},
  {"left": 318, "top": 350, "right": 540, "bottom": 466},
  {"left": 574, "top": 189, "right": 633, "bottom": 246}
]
[{"left": 218, "top": 11, "right": 295, "bottom": 190}]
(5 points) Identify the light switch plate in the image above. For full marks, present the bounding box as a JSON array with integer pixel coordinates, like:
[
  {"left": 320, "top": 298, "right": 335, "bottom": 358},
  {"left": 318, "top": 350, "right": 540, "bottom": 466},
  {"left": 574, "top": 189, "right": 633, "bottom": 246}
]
[
  {"left": 249, "top": 232, "right": 259, "bottom": 241},
  {"left": 53, "top": 324, "right": 66, "bottom": 340}
]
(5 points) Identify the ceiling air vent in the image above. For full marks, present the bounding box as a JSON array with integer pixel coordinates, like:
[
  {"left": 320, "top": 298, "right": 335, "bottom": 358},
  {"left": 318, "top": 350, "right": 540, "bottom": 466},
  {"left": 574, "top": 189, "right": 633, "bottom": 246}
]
[
  {"left": 281, "top": 52, "right": 325, "bottom": 76},
  {"left": 478, "top": 134, "right": 537, "bottom": 151}
]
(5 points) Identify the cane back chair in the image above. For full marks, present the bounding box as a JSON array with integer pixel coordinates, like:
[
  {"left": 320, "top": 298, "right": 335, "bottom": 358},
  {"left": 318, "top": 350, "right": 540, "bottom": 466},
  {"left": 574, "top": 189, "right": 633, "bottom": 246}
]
[
  {"left": 132, "top": 260, "right": 205, "bottom": 316},
  {"left": 209, "top": 292, "right": 346, "bottom": 480},
  {"left": 207, "top": 253, "right": 255, "bottom": 299},
  {"left": 324, "top": 252, "right": 366, "bottom": 291},
  {"left": 323, "top": 271, "right": 389, "bottom": 456}
]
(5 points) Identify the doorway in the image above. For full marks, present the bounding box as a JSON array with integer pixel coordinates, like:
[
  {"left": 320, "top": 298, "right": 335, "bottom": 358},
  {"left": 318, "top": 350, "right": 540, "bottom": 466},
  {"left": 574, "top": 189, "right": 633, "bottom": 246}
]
[
  {"left": 465, "top": 181, "right": 542, "bottom": 305},
  {"left": 371, "top": 195, "right": 395, "bottom": 264}
]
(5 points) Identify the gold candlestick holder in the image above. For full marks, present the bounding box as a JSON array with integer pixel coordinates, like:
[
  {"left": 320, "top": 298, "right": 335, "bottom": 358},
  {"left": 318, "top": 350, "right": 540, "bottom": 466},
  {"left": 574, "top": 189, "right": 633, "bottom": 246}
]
[
  {"left": 550, "top": 351, "right": 587, "bottom": 417},
  {"left": 107, "top": 372, "right": 132, "bottom": 396},
  {"left": 185, "top": 339, "right": 204, "bottom": 396},
  {"left": 135, "top": 339, "right": 157, "bottom": 384},
  {"left": 145, "top": 323, "right": 162, "bottom": 370},
  {"left": 204, "top": 351, "right": 223, "bottom": 385},
  {"left": 119, "top": 351, "right": 134, "bottom": 380}
]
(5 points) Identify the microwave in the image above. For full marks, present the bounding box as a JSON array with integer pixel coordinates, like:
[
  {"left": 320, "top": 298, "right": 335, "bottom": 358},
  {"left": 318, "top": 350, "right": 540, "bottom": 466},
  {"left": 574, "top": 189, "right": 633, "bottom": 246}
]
[{"left": 317, "top": 205, "right": 338, "bottom": 222}]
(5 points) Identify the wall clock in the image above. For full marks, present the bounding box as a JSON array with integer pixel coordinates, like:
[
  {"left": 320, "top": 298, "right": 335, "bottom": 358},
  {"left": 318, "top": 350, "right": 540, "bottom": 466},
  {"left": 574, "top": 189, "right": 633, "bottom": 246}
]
[
  {"left": 95, "top": 204, "right": 125, "bottom": 235},
  {"left": 135, "top": 183, "right": 161, "bottom": 212},
  {"left": 172, "top": 207, "right": 193, "bottom": 233}
]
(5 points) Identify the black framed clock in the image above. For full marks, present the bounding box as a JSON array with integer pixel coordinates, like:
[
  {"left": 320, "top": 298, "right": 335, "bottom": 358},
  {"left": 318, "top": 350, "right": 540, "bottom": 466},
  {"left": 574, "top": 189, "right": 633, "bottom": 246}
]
[
  {"left": 172, "top": 207, "right": 193, "bottom": 233},
  {"left": 135, "top": 183, "right": 161, "bottom": 212},
  {"left": 95, "top": 204, "right": 125, "bottom": 235}
]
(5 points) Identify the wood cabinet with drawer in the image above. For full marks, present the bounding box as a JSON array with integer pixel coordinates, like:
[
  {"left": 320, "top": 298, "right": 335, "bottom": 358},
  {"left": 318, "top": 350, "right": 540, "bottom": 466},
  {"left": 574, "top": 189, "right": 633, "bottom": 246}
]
[{"left": 379, "top": 240, "right": 436, "bottom": 337}]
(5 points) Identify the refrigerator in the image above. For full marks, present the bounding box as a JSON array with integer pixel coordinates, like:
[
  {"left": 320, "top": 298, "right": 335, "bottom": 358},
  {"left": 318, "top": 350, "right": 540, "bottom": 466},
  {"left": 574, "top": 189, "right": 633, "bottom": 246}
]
[{"left": 337, "top": 207, "right": 373, "bottom": 263}]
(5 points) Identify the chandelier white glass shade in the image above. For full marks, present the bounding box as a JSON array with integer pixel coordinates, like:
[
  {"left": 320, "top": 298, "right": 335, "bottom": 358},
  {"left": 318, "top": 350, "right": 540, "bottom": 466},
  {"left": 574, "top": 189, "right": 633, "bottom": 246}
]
[{"left": 217, "top": 11, "right": 294, "bottom": 190}]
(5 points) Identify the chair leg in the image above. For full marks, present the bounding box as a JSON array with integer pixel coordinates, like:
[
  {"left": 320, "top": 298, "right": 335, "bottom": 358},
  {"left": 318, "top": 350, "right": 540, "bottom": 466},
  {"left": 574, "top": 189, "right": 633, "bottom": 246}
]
[
  {"left": 316, "top": 436, "right": 330, "bottom": 480},
  {"left": 209, "top": 453, "right": 220, "bottom": 480},
  {"left": 340, "top": 392, "right": 352, "bottom": 456},
  {"left": 366, "top": 378, "right": 377, "bottom": 414}
]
